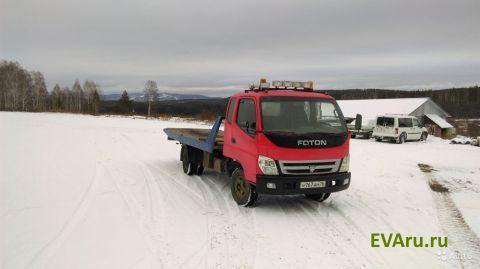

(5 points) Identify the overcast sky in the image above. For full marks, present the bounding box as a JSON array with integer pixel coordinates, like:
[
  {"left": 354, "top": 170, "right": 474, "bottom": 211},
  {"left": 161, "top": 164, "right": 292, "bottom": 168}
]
[{"left": 1, "top": 0, "right": 479, "bottom": 96}]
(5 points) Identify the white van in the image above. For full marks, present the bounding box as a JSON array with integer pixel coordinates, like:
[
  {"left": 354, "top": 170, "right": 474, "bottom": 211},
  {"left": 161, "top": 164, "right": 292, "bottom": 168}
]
[{"left": 372, "top": 115, "right": 428, "bottom": 144}]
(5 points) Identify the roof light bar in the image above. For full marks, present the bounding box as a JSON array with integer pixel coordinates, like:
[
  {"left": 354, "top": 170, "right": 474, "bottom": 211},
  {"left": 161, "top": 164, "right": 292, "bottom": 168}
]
[
  {"left": 272, "top": 80, "right": 313, "bottom": 90},
  {"left": 249, "top": 79, "right": 314, "bottom": 91}
]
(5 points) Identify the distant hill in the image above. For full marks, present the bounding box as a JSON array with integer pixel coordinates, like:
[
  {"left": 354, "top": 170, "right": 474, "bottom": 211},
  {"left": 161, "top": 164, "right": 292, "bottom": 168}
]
[{"left": 101, "top": 92, "right": 215, "bottom": 101}]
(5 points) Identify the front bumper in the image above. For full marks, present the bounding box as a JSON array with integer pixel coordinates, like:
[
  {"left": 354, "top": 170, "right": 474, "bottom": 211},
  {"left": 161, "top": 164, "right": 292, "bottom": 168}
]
[{"left": 256, "top": 172, "right": 351, "bottom": 195}]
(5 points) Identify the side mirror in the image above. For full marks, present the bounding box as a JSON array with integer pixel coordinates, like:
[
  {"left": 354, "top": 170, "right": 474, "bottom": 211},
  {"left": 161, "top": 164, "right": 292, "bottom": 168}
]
[{"left": 355, "top": 114, "right": 362, "bottom": 130}]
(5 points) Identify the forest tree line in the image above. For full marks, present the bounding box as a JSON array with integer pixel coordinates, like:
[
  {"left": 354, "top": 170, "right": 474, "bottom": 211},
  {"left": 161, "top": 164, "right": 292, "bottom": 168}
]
[
  {"left": 0, "top": 60, "right": 101, "bottom": 114},
  {"left": 2, "top": 59, "right": 479, "bottom": 118}
]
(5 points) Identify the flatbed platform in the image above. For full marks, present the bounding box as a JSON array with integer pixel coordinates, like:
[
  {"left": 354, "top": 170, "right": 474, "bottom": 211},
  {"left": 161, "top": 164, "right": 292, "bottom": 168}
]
[
  {"left": 165, "top": 128, "right": 224, "bottom": 144},
  {"left": 163, "top": 117, "right": 225, "bottom": 153}
]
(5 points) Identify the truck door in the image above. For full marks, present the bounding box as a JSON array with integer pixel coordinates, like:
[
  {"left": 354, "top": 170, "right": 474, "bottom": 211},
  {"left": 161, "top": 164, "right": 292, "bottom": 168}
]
[
  {"left": 223, "top": 97, "right": 236, "bottom": 159},
  {"left": 231, "top": 98, "right": 258, "bottom": 183}
]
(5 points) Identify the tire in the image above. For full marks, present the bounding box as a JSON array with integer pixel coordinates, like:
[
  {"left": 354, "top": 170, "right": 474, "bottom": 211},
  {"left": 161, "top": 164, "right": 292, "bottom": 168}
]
[
  {"left": 420, "top": 132, "right": 428, "bottom": 141},
  {"left": 231, "top": 168, "right": 257, "bottom": 206},
  {"left": 181, "top": 145, "right": 197, "bottom": 175},
  {"left": 364, "top": 133, "right": 371, "bottom": 139},
  {"left": 397, "top": 133, "right": 406, "bottom": 144},
  {"left": 351, "top": 134, "right": 356, "bottom": 139},
  {"left": 375, "top": 137, "right": 382, "bottom": 142},
  {"left": 305, "top": 193, "right": 331, "bottom": 202},
  {"left": 196, "top": 165, "right": 204, "bottom": 175}
]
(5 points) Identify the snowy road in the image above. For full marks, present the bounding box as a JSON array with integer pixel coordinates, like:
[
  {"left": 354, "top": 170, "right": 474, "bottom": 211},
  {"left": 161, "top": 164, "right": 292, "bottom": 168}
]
[{"left": 1, "top": 112, "right": 479, "bottom": 268}]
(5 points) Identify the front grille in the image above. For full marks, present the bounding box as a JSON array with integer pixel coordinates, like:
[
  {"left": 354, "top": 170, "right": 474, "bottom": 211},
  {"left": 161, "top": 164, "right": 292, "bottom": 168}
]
[{"left": 279, "top": 159, "right": 341, "bottom": 175}]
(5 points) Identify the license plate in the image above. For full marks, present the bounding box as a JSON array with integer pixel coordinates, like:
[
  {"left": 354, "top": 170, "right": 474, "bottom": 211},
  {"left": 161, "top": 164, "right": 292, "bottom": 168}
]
[{"left": 300, "top": 181, "right": 326, "bottom": 189}]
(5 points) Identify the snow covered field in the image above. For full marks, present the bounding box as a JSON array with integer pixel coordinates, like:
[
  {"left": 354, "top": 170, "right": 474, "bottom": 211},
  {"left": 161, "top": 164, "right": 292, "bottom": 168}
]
[{"left": 1, "top": 112, "right": 479, "bottom": 269}]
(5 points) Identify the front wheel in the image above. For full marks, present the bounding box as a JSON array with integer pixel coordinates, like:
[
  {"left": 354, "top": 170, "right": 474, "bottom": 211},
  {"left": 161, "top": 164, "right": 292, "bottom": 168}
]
[
  {"left": 305, "top": 193, "right": 331, "bottom": 202},
  {"left": 231, "top": 168, "right": 257, "bottom": 206}
]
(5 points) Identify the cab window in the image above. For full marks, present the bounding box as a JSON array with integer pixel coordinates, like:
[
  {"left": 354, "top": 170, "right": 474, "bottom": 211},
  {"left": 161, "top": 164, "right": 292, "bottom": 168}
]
[
  {"left": 399, "top": 118, "right": 413, "bottom": 127},
  {"left": 413, "top": 118, "right": 419, "bottom": 126},
  {"left": 236, "top": 99, "right": 256, "bottom": 135},
  {"left": 377, "top": 117, "right": 394, "bottom": 126}
]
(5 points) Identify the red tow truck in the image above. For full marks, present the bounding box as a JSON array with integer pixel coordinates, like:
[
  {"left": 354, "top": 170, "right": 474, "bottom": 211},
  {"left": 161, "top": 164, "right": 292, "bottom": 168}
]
[{"left": 164, "top": 79, "right": 351, "bottom": 206}]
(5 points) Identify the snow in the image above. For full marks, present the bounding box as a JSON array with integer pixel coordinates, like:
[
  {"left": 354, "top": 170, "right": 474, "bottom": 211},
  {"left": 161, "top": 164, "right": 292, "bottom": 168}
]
[
  {"left": 337, "top": 98, "right": 429, "bottom": 122},
  {"left": 450, "top": 135, "right": 477, "bottom": 145},
  {"left": 1, "top": 112, "right": 480, "bottom": 268},
  {"left": 425, "top": 114, "right": 454, "bottom": 129}
]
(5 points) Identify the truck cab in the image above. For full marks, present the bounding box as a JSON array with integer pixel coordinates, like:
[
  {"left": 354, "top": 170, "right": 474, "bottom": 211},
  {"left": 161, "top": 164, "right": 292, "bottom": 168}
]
[
  {"left": 222, "top": 80, "right": 351, "bottom": 205},
  {"left": 165, "top": 79, "right": 351, "bottom": 206}
]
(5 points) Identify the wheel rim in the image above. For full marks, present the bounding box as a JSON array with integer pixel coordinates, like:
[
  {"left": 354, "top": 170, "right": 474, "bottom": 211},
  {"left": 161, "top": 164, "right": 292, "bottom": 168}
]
[{"left": 235, "top": 176, "right": 247, "bottom": 198}]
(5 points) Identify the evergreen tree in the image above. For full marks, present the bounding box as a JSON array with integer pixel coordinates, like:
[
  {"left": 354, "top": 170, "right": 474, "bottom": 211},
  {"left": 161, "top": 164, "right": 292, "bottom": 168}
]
[{"left": 118, "top": 90, "right": 132, "bottom": 114}]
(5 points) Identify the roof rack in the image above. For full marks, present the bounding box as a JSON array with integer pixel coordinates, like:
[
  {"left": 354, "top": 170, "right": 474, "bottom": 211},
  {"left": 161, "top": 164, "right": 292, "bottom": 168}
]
[{"left": 246, "top": 78, "right": 315, "bottom": 93}]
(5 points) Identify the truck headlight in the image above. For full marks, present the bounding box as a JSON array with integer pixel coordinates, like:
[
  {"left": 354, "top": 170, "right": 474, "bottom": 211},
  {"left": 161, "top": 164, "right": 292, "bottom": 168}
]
[
  {"left": 339, "top": 154, "right": 350, "bottom": 172},
  {"left": 258, "top": 155, "right": 279, "bottom": 175}
]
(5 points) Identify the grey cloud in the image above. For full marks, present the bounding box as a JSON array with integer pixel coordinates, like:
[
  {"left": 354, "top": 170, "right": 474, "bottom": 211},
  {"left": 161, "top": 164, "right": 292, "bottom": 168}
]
[{"left": 1, "top": 0, "right": 479, "bottom": 95}]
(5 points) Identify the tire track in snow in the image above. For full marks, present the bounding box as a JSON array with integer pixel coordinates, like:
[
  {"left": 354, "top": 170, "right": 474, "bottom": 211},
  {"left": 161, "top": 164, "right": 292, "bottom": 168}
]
[
  {"left": 120, "top": 132, "right": 242, "bottom": 267},
  {"left": 26, "top": 152, "right": 101, "bottom": 269},
  {"left": 281, "top": 198, "right": 371, "bottom": 268},
  {"left": 319, "top": 199, "right": 395, "bottom": 268},
  {"left": 102, "top": 164, "right": 165, "bottom": 268},
  {"left": 418, "top": 163, "right": 480, "bottom": 268},
  {"left": 93, "top": 133, "right": 167, "bottom": 268},
  {"left": 189, "top": 174, "right": 236, "bottom": 268},
  {"left": 120, "top": 132, "right": 226, "bottom": 268},
  {"left": 202, "top": 173, "right": 258, "bottom": 269},
  {"left": 123, "top": 129, "right": 258, "bottom": 268}
]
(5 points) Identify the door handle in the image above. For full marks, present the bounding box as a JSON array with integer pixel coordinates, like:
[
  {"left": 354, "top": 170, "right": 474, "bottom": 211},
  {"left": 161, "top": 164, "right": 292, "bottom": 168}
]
[{"left": 231, "top": 137, "right": 236, "bottom": 144}]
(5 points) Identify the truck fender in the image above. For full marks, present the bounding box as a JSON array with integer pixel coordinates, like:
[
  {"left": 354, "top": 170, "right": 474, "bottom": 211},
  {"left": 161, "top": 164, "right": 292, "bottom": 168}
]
[{"left": 226, "top": 159, "right": 242, "bottom": 177}]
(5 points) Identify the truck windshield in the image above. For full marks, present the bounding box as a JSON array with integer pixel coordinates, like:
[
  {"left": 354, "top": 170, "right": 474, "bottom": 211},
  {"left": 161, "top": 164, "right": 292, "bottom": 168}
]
[
  {"left": 377, "top": 117, "right": 394, "bottom": 126},
  {"left": 260, "top": 97, "right": 347, "bottom": 134}
]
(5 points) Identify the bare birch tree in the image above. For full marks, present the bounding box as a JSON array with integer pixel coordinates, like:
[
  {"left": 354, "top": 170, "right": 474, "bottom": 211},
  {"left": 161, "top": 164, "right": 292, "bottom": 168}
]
[{"left": 143, "top": 80, "right": 159, "bottom": 117}]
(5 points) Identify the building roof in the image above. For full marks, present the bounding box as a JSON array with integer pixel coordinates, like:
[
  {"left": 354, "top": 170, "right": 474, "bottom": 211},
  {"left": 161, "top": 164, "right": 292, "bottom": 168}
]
[
  {"left": 425, "top": 114, "right": 454, "bottom": 128},
  {"left": 337, "top": 98, "right": 429, "bottom": 120}
]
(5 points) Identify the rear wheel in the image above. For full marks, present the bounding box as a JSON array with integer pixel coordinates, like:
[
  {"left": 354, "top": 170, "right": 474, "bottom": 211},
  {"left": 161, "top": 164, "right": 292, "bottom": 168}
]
[
  {"left": 231, "top": 168, "right": 257, "bottom": 206},
  {"left": 196, "top": 165, "right": 204, "bottom": 175},
  {"left": 351, "top": 134, "right": 356, "bottom": 139},
  {"left": 375, "top": 137, "right": 382, "bottom": 142},
  {"left": 420, "top": 132, "right": 428, "bottom": 141},
  {"left": 305, "top": 193, "right": 331, "bottom": 202},
  {"left": 181, "top": 145, "right": 197, "bottom": 175}
]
